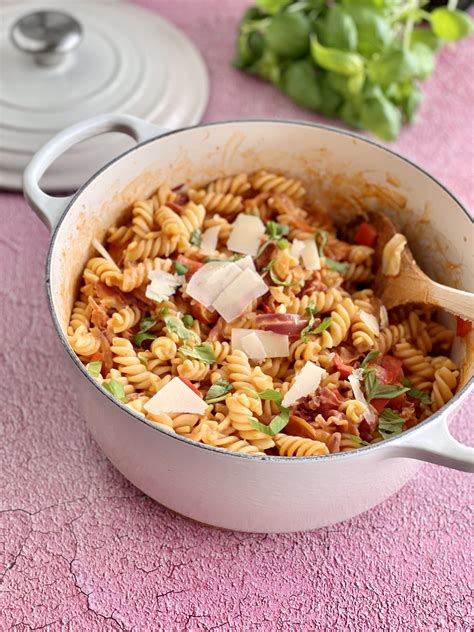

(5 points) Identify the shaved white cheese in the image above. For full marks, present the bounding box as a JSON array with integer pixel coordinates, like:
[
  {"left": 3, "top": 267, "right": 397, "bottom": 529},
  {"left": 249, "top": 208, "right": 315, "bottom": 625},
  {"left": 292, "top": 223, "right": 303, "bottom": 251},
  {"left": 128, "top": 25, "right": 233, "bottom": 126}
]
[
  {"left": 359, "top": 310, "right": 380, "bottom": 335},
  {"left": 144, "top": 377, "right": 207, "bottom": 415},
  {"left": 349, "top": 369, "right": 375, "bottom": 426},
  {"left": 212, "top": 268, "right": 268, "bottom": 322},
  {"left": 200, "top": 226, "right": 220, "bottom": 255},
  {"left": 227, "top": 214, "right": 265, "bottom": 256},
  {"left": 290, "top": 239, "right": 306, "bottom": 260},
  {"left": 232, "top": 328, "right": 289, "bottom": 358},
  {"left": 146, "top": 270, "right": 183, "bottom": 302},
  {"left": 300, "top": 239, "right": 321, "bottom": 270},
  {"left": 186, "top": 261, "right": 242, "bottom": 308},
  {"left": 379, "top": 305, "right": 389, "bottom": 329},
  {"left": 92, "top": 238, "right": 120, "bottom": 269},
  {"left": 240, "top": 332, "right": 267, "bottom": 362},
  {"left": 235, "top": 254, "right": 256, "bottom": 272},
  {"left": 282, "top": 361, "right": 327, "bottom": 408}
]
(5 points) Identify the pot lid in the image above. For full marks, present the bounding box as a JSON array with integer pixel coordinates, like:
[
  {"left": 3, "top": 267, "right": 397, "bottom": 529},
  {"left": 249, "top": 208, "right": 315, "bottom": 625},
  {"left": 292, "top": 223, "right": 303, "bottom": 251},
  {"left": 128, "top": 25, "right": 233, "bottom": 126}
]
[{"left": 0, "top": 1, "right": 209, "bottom": 191}]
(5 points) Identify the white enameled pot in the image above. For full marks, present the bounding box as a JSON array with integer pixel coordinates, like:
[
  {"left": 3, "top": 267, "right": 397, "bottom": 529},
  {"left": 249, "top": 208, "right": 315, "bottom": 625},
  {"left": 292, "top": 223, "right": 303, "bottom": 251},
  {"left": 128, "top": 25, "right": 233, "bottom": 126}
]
[{"left": 24, "top": 114, "right": 474, "bottom": 533}]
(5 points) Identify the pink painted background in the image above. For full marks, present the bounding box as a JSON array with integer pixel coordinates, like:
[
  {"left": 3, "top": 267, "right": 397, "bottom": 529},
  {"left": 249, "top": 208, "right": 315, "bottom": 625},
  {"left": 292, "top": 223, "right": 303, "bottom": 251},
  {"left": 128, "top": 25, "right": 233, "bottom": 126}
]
[{"left": 1, "top": 1, "right": 473, "bottom": 629}]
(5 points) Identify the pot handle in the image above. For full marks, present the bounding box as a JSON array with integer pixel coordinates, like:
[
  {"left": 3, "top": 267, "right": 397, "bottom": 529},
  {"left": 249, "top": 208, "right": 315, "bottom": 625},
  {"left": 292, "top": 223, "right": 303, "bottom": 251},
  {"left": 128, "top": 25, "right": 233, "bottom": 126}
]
[
  {"left": 23, "top": 113, "right": 167, "bottom": 231},
  {"left": 387, "top": 383, "right": 473, "bottom": 472}
]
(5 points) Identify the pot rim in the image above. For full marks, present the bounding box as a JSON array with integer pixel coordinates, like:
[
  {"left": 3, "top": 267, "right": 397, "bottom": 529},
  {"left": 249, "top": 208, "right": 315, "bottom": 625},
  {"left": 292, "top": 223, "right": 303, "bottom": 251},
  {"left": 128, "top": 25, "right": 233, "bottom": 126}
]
[{"left": 44, "top": 118, "right": 473, "bottom": 463}]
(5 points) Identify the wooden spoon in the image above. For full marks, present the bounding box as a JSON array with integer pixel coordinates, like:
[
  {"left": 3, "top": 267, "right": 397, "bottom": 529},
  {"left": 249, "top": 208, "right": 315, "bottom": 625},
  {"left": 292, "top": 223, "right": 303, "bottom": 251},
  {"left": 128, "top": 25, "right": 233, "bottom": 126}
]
[{"left": 369, "top": 211, "right": 474, "bottom": 321}]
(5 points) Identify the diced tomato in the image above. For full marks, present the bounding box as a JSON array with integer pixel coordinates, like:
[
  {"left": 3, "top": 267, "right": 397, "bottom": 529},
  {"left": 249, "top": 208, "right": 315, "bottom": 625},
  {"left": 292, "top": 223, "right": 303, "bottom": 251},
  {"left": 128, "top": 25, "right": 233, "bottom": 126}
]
[
  {"left": 354, "top": 222, "right": 378, "bottom": 248},
  {"left": 456, "top": 317, "right": 472, "bottom": 337},
  {"left": 176, "top": 255, "right": 203, "bottom": 279},
  {"left": 178, "top": 376, "right": 203, "bottom": 398},
  {"left": 333, "top": 353, "right": 353, "bottom": 378},
  {"left": 371, "top": 355, "right": 403, "bottom": 384},
  {"left": 372, "top": 393, "right": 406, "bottom": 413}
]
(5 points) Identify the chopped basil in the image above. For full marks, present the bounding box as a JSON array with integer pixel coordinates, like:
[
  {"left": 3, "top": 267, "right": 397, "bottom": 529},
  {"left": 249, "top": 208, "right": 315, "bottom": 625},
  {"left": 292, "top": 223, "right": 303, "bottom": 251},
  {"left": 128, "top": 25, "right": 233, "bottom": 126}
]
[
  {"left": 277, "top": 238, "right": 290, "bottom": 250},
  {"left": 159, "top": 307, "right": 170, "bottom": 316},
  {"left": 361, "top": 350, "right": 381, "bottom": 369},
  {"left": 300, "top": 301, "right": 319, "bottom": 343},
  {"left": 348, "top": 435, "right": 369, "bottom": 447},
  {"left": 137, "top": 352, "right": 149, "bottom": 366},
  {"left": 180, "top": 342, "right": 216, "bottom": 364},
  {"left": 378, "top": 408, "right": 405, "bottom": 439},
  {"left": 163, "top": 315, "right": 195, "bottom": 341},
  {"left": 257, "top": 388, "right": 283, "bottom": 406},
  {"left": 102, "top": 378, "right": 128, "bottom": 403},
  {"left": 401, "top": 379, "right": 432, "bottom": 405},
  {"left": 249, "top": 406, "right": 290, "bottom": 436},
  {"left": 310, "top": 316, "right": 332, "bottom": 335},
  {"left": 364, "top": 371, "right": 409, "bottom": 402},
  {"left": 190, "top": 229, "right": 202, "bottom": 247},
  {"left": 265, "top": 221, "right": 289, "bottom": 239},
  {"left": 182, "top": 314, "right": 194, "bottom": 328},
  {"left": 133, "top": 316, "right": 158, "bottom": 347},
  {"left": 324, "top": 257, "right": 349, "bottom": 273},
  {"left": 87, "top": 361, "right": 102, "bottom": 378},
  {"left": 175, "top": 261, "right": 189, "bottom": 276},
  {"left": 205, "top": 379, "right": 233, "bottom": 403}
]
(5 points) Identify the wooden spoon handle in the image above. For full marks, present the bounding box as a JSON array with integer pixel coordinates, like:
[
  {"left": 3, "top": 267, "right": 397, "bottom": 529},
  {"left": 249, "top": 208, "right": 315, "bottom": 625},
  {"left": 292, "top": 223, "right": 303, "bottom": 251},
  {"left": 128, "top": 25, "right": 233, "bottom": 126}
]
[{"left": 427, "top": 281, "right": 474, "bottom": 321}]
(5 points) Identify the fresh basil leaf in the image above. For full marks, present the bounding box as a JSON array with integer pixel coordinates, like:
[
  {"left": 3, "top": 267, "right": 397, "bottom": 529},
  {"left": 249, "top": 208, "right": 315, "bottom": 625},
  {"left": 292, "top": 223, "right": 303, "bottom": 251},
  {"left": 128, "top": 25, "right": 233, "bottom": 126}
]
[
  {"left": 249, "top": 406, "right": 290, "bottom": 436},
  {"left": 361, "top": 350, "right": 380, "bottom": 369},
  {"left": 164, "top": 315, "right": 195, "bottom": 341},
  {"left": 324, "top": 257, "right": 349, "bottom": 272},
  {"left": 360, "top": 88, "right": 401, "bottom": 142},
  {"left": 103, "top": 378, "right": 128, "bottom": 403},
  {"left": 265, "top": 221, "right": 289, "bottom": 239},
  {"left": 266, "top": 12, "right": 311, "bottom": 59},
  {"left": 256, "top": 0, "right": 291, "bottom": 14},
  {"left": 310, "top": 316, "right": 332, "bottom": 335},
  {"left": 282, "top": 59, "right": 322, "bottom": 111},
  {"left": 310, "top": 35, "right": 365, "bottom": 76},
  {"left": 430, "top": 8, "right": 474, "bottom": 43},
  {"left": 205, "top": 379, "right": 233, "bottom": 403},
  {"left": 409, "top": 27, "right": 442, "bottom": 52},
  {"left": 87, "top": 361, "right": 102, "bottom": 379},
  {"left": 321, "top": 5, "right": 358, "bottom": 52},
  {"left": 305, "top": 301, "right": 318, "bottom": 318},
  {"left": 175, "top": 261, "right": 189, "bottom": 276},
  {"left": 318, "top": 72, "right": 344, "bottom": 117},
  {"left": 190, "top": 229, "right": 202, "bottom": 247},
  {"left": 344, "top": 6, "right": 392, "bottom": 57},
  {"left": 410, "top": 43, "right": 434, "bottom": 81},
  {"left": 365, "top": 375, "right": 410, "bottom": 401},
  {"left": 182, "top": 314, "right": 194, "bottom": 328},
  {"left": 180, "top": 343, "right": 217, "bottom": 364},
  {"left": 378, "top": 408, "right": 404, "bottom": 440},
  {"left": 401, "top": 379, "right": 431, "bottom": 406},
  {"left": 257, "top": 389, "right": 283, "bottom": 406},
  {"left": 133, "top": 331, "right": 157, "bottom": 347}
]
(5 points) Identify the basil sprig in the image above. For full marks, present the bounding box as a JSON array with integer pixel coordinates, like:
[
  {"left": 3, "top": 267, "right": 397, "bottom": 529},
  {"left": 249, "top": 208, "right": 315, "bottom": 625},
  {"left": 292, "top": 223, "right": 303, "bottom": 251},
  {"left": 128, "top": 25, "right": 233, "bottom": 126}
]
[
  {"left": 364, "top": 370, "right": 410, "bottom": 402},
  {"left": 133, "top": 316, "right": 157, "bottom": 347},
  {"left": 401, "top": 378, "right": 432, "bottom": 405},
  {"left": 249, "top": 388, "right": 290, "bottom": 436}
]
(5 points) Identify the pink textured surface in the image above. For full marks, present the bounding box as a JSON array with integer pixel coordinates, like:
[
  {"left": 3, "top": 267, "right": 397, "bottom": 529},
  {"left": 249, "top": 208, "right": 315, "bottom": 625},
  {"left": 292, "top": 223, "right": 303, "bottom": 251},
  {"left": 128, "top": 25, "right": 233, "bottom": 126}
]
[{"left": 1, "top": 1, "right": 473, "bottom": 629}]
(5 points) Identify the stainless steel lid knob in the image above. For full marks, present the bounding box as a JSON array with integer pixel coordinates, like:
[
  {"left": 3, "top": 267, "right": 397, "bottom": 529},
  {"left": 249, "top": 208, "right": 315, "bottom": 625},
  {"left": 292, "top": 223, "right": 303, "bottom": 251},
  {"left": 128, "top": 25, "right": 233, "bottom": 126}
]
[{"left": 11, "top": 10, "right": 82, "bottom": 67}]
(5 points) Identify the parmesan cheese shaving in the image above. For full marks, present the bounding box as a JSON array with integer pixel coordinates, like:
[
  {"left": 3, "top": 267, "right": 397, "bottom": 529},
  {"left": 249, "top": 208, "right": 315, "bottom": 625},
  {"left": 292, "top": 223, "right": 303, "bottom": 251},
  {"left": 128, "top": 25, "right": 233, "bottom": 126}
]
[
  {"left": 382, "top": 233, "right": 407, "bottom": 276},
  {"left": 144, "top": 377, "right": 207, "bottom": 415},
  {"left": 349, "top": 369, "right": 375, "bottom": 425},
  {"left": 281, "top": 361, "right": 327, "bottom": 407},
  {"left": 186, "top": 261, "right": 242, "bottom": 308},
  {"left": 227, "top": 214, "right": 265, "bottom": 256},
  {"left": 200, "top": 226, "right": 220, "bottom": 255},
  {"left": 212, "top": 268, "right": 268, "bottom": 322},
  {"left": 379, "top": 305, "right": 389, "bottom": 329},
  {"left": 290, "top": 239, "right": 306, "bottom": 260},
  {"left": 235, "top": 255, "right": 256, "bottom": 272},
  {"left": 145, "top": 270, "right": 183, "bottom": 303},
  {"left": 231, "top": 328, "right": 289, "bottom": 358},
  {"left": 92, "top": 238, "right": 120, "bottom": 269},
  {"left": 359, "top": 310, "right": 380, "bottom": 335},
  {"left": 300, "top": 239, "right": 321, "bottom": 270},
  {"left": 240, "top": 332, "right": 267, "bottom": 362}
]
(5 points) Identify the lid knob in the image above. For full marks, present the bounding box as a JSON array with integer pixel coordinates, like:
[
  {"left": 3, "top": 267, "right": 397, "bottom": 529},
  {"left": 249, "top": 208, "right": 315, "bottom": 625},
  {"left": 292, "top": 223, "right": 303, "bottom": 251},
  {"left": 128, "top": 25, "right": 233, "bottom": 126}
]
[{"left": 11, "top": 10, "right": 82, "bottom": 67}]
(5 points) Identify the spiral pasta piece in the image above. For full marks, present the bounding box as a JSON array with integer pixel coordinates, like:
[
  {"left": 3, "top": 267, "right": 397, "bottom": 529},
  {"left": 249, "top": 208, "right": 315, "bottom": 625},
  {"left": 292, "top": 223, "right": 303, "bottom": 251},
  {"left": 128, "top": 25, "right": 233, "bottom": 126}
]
[
  {"left": 250, "top": 170, "right": 306, "bottom": 201},
  {"left": 394, "top": 342, "right": 434, "bottom": 379},
  {"left": 226, "top": 392, "right": 274, "bottom": 451},
  {"left": 207, "top": 173, "right": 251, "bottom": 196},
  {"left": 431, "top": 367, "right": 459, "bottom": 412},
  {"left": 131, "top": 199, "right": 155, "bottom": 238},
  {"left": 118, "top": 257, "right": 174, "bottom": 292},
  {"left": 84, "top": 257, "right": 121, "bottom": 287},
  {"left": 151, "top": 336, "right": 177, "bottom": 362},
  {"left": 225, "top": 350, "right": 255, "bottom": 393},
  {"left": 188, "top": 189, "right": 243, "bottom": 215},
  {"left": 317, "top": 298, "right": 357, "bottom": 349},
  {"left": 107, "top": 306, "right": 141, "bottom": 333},
  {"left": 275, "top": 434, "right": 329, "bottom": 457},
  {"left": 68, "top": 325, "right": 100, "bottom": 357},
  {"left": 111, "top": 337, "right": 155, "bottom": 390}
]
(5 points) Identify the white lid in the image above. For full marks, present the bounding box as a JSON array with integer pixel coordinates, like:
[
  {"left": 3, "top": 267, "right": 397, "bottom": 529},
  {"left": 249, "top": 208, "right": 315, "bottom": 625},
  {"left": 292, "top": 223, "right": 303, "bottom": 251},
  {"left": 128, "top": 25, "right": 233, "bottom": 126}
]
[{"left": 0, "top": 1, "right": 209, "bottom": 190}]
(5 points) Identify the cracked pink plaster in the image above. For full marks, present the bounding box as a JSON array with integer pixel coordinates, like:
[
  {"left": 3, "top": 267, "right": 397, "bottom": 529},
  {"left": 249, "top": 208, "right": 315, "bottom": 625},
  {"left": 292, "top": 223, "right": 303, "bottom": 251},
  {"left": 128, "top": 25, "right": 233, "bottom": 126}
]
[{"left": 1, "top": 1, "right": 473, "bottom": 629}]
